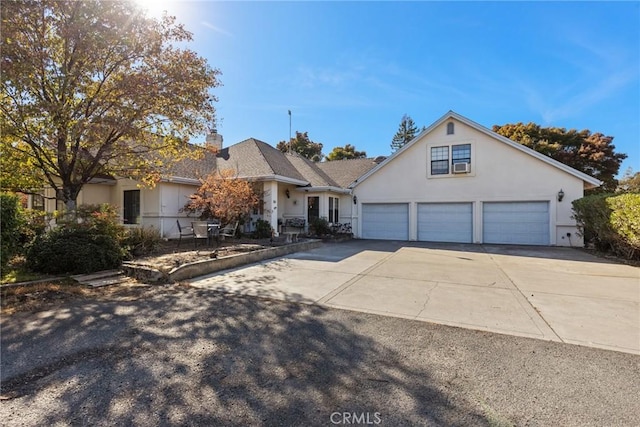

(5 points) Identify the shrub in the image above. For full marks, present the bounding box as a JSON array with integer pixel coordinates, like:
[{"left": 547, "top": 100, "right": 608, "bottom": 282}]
[
  {"left": 572, "top": 193, "right": 640, "bottom": 260},
  {"left": 123, "top": 226, "right": 163, "bottom": 257},
  {"left": 26, "top": 203, "right": 128, "bottom": 274},
  {"left": 27, "top": 227, "right": 125, "bottom": 274},
  {"left": 252, "top": 219, "right": 273, "bottom": 239},
  {"left": 19, "top": 209, "right": 50, "bottom": 247},
  {"left": 1, "top": 193, "right": 24, "bottom": 271},
  {"left": 309, "top": 217, "right": 331, "bottom": 236}
]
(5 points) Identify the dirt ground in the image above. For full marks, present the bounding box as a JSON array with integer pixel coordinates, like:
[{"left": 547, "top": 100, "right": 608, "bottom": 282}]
[{"left": 1, "top": 236, "right": 287, "bottom": 316}]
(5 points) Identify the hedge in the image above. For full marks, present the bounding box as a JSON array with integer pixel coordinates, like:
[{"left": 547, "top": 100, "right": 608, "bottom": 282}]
[
  {"left": 572, "top": 193, "right": 640, "bottom": 260},
  {"left": 1, "top": 193, "right": 24, "bottom": 270}
]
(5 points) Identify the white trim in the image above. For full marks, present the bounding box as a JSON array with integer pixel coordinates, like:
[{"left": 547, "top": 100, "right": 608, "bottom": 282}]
[
  {"left": 350, "top": 111, "right": 602, "bottom": 189},
  {"left": 295, "top": 186, "right": 351, "bottom": 194}
]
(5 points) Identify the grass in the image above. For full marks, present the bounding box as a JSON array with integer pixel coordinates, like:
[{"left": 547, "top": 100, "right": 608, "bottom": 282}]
[{"left": 1, "top": 255, "right": 55, "bottom": 285}]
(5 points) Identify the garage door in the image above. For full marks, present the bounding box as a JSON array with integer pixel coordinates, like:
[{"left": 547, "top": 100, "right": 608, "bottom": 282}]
[
  {"left": 361, "top": 203, "right": 409, "bottom": 240},
  {"left": 483, "top": 202, "right": 549, "bottom": 245},
  {"left": 417, "top": 203, "right": 473, "bottom": 243}
]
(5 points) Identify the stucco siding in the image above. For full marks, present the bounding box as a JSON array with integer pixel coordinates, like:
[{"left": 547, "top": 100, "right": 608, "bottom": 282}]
[{"left": 354, "top": 118, "right": 586, "bottom": 246}]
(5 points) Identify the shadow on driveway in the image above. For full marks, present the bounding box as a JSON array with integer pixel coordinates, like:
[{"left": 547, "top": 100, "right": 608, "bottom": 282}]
[{"left": 1, "top": 287, "right": 488, "bottom": 426}]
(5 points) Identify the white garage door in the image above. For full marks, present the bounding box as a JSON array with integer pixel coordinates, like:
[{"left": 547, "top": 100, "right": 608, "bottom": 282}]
[
  {"left": 417, "top": 203, "right": 473, "bottom": 243},
  {"left": 483, "top": 202, "right": 550, "bottom": 245},
  {"left": 361, "top": 203, "right": 409, "bottom": 240}
]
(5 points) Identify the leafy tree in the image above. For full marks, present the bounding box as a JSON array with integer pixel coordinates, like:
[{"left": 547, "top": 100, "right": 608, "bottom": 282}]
[
  {"left": 617, "top": 167, "right": 640, "bottom": 193},
  {"left": 182, "top": 169, "right": 260, "bottom": 226},
  {"left": 326, "top": 144, "right": 367, "bottom": 161},
  {"left": 391, "top": 114, "right": 423, "bottom": 152},
  {"left": 493, "top": 122, "right": 627, "bottom": 192},
  {"left": 0, "top": 0, "right": 220, "bottom": 211},
  {"left": 277, "top": 131, "right": 323, "bottom": 161}
]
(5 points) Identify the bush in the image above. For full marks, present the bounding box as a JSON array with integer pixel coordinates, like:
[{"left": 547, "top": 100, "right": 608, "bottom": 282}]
[
  {"left": 123, "top": 226, "right": 163, "bottom": 257},
  {"left": 19, "top": 209, "right": 50, "bottom": 247},
  {"left": 252, "top": 219, "right": 273, "bottom": 239},
  {"left": 27, "top": 227, "right": 124, "bottom": 274},
  {"left": 572, "top": 193, "right": 640, "bottom": 260},
  {"left": 309, "top": 217, "right": 331, "bottom": 237},
  {"left": 26, "top": 203, "right": 128, "bottom": 274},
  {"left": 1, "top": 193, "right": 24, "bottom": 271}
]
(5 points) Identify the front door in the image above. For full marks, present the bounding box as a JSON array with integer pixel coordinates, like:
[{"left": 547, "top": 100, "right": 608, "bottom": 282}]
[{"left": 307, "top": 196, "right": 319, "bottom": 224}]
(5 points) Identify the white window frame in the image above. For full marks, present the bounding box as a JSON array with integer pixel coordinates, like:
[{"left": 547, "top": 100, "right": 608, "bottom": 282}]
[
  {"left": 328, "top": 196, "right": 340, "bottom": 224},
  {"left": 427, "top": 140, "right": 475, "bottom": 179}
]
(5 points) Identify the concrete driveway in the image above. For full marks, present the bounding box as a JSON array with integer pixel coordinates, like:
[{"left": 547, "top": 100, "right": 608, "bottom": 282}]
[{"left": 189, "top": 240, "right": 640, "bottom": 355}]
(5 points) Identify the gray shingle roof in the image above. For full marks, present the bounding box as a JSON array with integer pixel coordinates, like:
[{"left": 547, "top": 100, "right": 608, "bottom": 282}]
[
  {"left": 162, "top": 137, "right": 375, "bottom": 189},
  {"left": 317, "top": 158, "right": 379, "bottom": 188},
  {"left": 285, "top": 153, "right": 340, "bottom": 187},
  {"left": 216, "top": 138, "right": 306, "bottom": 181}
]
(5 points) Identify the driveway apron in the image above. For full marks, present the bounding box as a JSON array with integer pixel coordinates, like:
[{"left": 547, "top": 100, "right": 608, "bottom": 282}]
[{"left": 189, "top": 241, "right": 640, "bottom": 354}]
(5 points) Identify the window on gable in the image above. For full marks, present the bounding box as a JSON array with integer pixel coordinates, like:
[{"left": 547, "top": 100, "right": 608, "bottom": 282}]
[
  {"left": 452, "top": 144, "right": 471, "bottom": 165},
  {"left": 328, "top": 196, "right": 339, "bottom": 223},
  {"left": 431, "top": 146, "right": 449, "bottom": 175},
  {"left": 447, "top": 122, "right": 454, "bottom": 135},
  {"left": 123, "top": 190, "right": 140, "bottom": 224}
]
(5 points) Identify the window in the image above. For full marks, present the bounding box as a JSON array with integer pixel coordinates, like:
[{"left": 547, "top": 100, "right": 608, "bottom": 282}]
[
  {"left": 329, "top": 197, "right": 339, "bottom": 223},
  {"left": 123, "top": 190, "right": 140, "bottom": 224},
  {"left": 452, "top": 144, "right": 471, "bottom": 164},
  {"left": 430, "top": 146, "right": 449, "bottom": 175},
  {"left": 32, "top": 191, "right": 45, "bottom": 211},
  {"left": 447, "top": 122, "right": 455, "bottom": 135}
]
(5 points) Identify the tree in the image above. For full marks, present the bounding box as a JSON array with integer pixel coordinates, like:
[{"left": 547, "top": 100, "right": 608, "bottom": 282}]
[
  {"left": 0, "top": 1, "right": 220, "bottom": 211},
  {"left": 391, "top": 114, "right": 423, "bottom": 152},
  {"left": 326, "top": 144, "right": 367, "bottom": 161},
  {"left": 182, "top": 169, "right": 260, "bottom": 226},
  {"left": 617, "top": 167, "right": 640, "bottom": 193},
  {"left": 493, "top": 123, "right": 627, "bottom": 192},
  {"left": 277, "top": 131, "right": 323, "bottom": 161}
]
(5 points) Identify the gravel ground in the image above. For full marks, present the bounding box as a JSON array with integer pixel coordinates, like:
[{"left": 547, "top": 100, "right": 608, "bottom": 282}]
[{"left": 1, "top": 285, "right": 638, "bottom": 426}]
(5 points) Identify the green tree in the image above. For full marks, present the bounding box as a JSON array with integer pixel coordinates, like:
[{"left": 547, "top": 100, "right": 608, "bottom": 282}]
[
  {"left": 391, "top": 114, "right": 423, "bottom": 152},
  {"left": 0, "top": 0, "right": 221, "bottom": 211},
  {"left": 277, "top": 131, "right": 324, "bottom": 161},
  {"left": 493, "top": 122, "right": 626, "bottom": 192},
  {"left": 326, "top": 144, "right": 367, "bottom": 161}
]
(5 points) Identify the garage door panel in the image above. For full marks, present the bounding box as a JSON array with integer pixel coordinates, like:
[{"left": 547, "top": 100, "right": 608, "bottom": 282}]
[
  {"left": 362, "top": 203, "right": 408, "bottom": 240},
  {"left": 483, "top": 202, "right": 549, "bottom": 245},
  {"left": 418, "top": 203, "right": 472, "bottom": 243}
]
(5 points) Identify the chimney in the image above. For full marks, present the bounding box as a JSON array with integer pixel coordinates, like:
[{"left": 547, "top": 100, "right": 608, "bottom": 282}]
[{"left": 206, "top": 132, "right": 223, "bottom": 151}]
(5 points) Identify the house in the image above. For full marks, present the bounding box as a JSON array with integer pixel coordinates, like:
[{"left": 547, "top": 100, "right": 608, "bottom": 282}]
[
  {"left": 349, "top": 111, "right": 601, "bottom": 246},
  {"left": 27, "top": 132, "right": 379, "bottom": 239},
  {"left": 27, "top": 111, "right": 601, "bottom": 246}
]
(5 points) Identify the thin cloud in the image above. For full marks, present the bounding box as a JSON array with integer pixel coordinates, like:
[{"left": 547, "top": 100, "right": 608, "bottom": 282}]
[{"left": 201, "top": 21, "right": 233, "bottom": 37}]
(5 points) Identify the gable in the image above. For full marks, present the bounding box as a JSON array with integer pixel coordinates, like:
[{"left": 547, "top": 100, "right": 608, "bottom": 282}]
[{"left": 352, "top": 111, "right": 602, "bottom": 189}]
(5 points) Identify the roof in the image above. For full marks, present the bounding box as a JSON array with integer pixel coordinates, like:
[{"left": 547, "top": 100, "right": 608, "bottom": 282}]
[
  {"left": 351, "top": 110, "right": 603, "bottom": 189},
  {"left": 317, "top": 158, "right": 379, "bottom": 188},
  {"left": 216, "top": 138, "right": 306, "bottom": 182},
  {"left": 285, "top": 153, "right": 340, "bottom": 187}
]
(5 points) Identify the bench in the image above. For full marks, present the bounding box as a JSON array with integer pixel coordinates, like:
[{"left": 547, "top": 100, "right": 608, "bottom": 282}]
[{"left": 282, "top": 218, "right": 305, "bottom": 243}]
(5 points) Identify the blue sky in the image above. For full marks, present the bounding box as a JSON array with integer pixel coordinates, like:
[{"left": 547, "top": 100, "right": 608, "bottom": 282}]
[{"left": 141, "top": 1, "right": 639, "bottom": 175}]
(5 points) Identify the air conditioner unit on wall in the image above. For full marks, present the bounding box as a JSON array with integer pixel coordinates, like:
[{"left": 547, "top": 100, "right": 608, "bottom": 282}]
[{"left": 453, "top": 162, "right": 470, "bottom": 174}]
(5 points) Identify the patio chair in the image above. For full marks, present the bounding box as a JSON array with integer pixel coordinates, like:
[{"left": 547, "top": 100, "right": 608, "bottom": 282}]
[
  {"left": 219, "top": 221, "right": 239, "bottom": 241},
  {"left": 192, "top": 221, "right": 211, "bottom": 248},
  {"left": 176, "top": 220, "right": 194, "bottom": 247}
]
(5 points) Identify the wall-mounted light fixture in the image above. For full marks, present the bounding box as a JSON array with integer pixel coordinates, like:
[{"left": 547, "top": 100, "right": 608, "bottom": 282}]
[
  {"left": 557, "top": 189, "right": 564, "bottom": 202},
  {"left": 353, "top": 195, "right": 357, "bottom": 205},
  {"left": 285, "top": 189, "right": 290, "bottom": 199}
]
